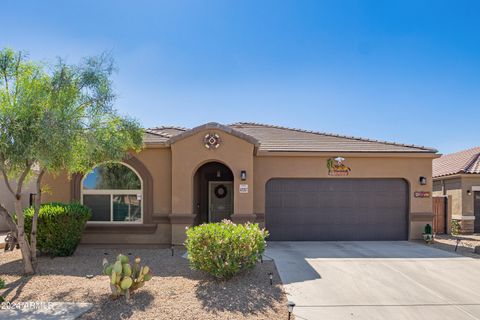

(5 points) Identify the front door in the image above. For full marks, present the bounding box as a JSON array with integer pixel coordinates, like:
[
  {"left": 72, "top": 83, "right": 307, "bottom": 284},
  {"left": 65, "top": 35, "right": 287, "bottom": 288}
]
[
  {"left": 209, "top": 181, "right": 233, "bottom": 222},
  {"left": 475, "top": 192, "right": 480, "bottom": 233}
]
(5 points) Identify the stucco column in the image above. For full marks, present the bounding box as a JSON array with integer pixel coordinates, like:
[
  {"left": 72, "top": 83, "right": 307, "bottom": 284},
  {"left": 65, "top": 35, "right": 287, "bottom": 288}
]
[
  {"left": 169, "top": 144, "right": 196, "bottom": 245},
  {"left": 169, "top": 127, "right": 256, "bottom": 244}
]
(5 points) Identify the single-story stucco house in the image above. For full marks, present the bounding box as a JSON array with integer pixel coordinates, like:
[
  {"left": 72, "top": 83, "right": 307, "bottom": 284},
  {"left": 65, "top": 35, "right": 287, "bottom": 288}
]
[
  {"left": 42, "top": 122, "right": 438, "bottom": 245},
  {"left": 433, "top": 147, "right": 480, "bottom": 234}
]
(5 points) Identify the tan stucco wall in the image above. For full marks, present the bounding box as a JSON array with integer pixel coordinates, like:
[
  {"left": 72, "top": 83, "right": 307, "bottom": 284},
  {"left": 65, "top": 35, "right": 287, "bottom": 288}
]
[
  {"left": 42, "top": 171, "right": 71, "bottom": 203},
  {"left": 0, "top": 178, "right": 36, "bottom": 231},
  {"left": 80, "top": 224, "right": 171, "bottom": 246},
  {"left": 432, "top": 177, "right": 463, "bottom": 216},
  {"left": 41, "top": 148, "right": 173, "bottom": 245},
  {"left": 134, "top": 148, "right": 172, "bottom": 217},
  {"left": 461, "top": 176, "right": 480, "bottom": 217},
  {"left": 42, "top": 148, "right": 172, "bottom": 217},
  {"left": 432, "top": 175, "right": 480, "bottom": 233},
  {"left": 253, "top": 155, "right": 434, "bottom": 239},
  {"left": 41, "top": 130, "right": 436, "bottom": 243},
  {"left": 169, "top": 129, "right": 254, "bottom": 244},
  {"left": 170, "top": 129, "right": 254, "bottom": 216}
]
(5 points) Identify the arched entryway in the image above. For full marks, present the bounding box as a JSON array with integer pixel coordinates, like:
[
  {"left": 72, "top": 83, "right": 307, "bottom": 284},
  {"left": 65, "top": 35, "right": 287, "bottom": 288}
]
[{"left": 193, "top": 162, "right": 234, "bottom": 224}]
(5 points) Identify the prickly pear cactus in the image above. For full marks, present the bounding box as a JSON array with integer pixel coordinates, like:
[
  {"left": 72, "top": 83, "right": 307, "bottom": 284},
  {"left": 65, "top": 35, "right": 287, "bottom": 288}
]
[{"left": 102, "top": 254, "right": 152, "bottom": 301}]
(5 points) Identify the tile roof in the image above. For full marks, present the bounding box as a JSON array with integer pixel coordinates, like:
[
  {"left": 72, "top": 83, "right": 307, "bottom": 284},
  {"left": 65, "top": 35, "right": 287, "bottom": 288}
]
[
  {"left": 169, "top": 122, "right": 260, "bottom": 146},
  {"left": 229, "top": 122, "right": 437, "bottom": 153},
  {"left": 433, "top": 147, "right": 480, "bottom": 178},
  {"left": 147, "top": 126, "right": 187, "bottom": 137},
  {"left": 144, "top": 126, "right": 187, "bottom": 144},
  {"left": 144, "top": 122, "right": 437, "bottom": 153}
]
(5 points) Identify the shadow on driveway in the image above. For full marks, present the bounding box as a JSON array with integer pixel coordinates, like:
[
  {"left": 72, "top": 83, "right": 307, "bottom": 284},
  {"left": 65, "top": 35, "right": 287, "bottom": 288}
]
[{"left": 266, "top": 241, "right": 465, "bottom": 285}]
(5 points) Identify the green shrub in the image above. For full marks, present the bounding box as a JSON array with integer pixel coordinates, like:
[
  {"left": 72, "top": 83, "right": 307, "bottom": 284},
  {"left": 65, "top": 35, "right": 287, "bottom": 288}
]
[
  {"left": 24, "top": 202, "right": 91, "bottom": 256},
  {"left": 451, "top": 219, "right": 461, "bottom": 235},
  {"left": 185, "top": 220, "right": 269, "bottom": 280},
  {"left": 0, "top": 278, "right": 5, "bottom": 302}
]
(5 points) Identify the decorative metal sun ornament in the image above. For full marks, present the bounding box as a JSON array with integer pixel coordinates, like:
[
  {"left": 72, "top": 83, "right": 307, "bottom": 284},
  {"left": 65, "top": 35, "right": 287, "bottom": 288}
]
[{"left": 204, "top": 133, "right": 221, "bottom": 150}]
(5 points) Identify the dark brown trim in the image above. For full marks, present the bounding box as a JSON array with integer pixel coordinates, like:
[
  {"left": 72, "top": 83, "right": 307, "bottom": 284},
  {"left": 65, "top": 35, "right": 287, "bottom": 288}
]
[
  {"left": 84, "top": 223, "right": 157, "bottom": 234},
  {"left": 231, "top": 214, "right": 257, "bottom": 224},
  {"left": 151, "top": 215, "right": 170, "bottom": 224},
  {"left": 169, "top": 214, "right": 196, "bottom": 224},
  {"left": 254, "top": 213, "right": 265, "bottom": 222},
  {"left": 80, "top": 243, "right": 170, "bottom": 249},
  {"left": 71, "top": 173, "right": 82, "bottom": 201},
  {"left": 71, "top": 156, "right": 154, "bottom": 224},
  {"left": 410, "top": 212, "right": 435, "bottom": 221}
]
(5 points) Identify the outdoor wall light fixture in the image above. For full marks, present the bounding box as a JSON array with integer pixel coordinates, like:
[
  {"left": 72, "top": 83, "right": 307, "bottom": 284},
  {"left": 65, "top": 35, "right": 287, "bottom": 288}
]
[
  {"left": 467, "top": 190, "right": 472, "bottom": 196},
  {"left": 287, "top": 301, "right": 295, "bottom": 320},
  {"left": 419, "top": 176, "right": 427, "bottom": 185},
  {"left": 216, "top": 170, "right": 221, "bottom": 178},
  {"left": 240, "top": 170, "right": 247, "bottom": 181}
]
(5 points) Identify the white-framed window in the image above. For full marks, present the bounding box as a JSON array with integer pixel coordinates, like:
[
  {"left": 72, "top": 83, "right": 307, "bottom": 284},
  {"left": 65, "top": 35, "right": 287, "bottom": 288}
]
[{"left": 81, "top": 162, "right": 143, "bottom": 223}]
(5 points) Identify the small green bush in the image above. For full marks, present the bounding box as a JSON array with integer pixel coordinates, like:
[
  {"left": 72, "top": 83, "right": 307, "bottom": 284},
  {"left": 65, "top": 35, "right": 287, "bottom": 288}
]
[
  {"left": 185, "top": 220, "right": 269, "bottom": 280},
  {"left": 0, "top": 278, "right": 5, "bottom": 302},
  {"left": 451, "top": 219, "right": 461, "bottom": 235},
  {"left": 24, "top": 202, "right": 91, "bottom": 256}
]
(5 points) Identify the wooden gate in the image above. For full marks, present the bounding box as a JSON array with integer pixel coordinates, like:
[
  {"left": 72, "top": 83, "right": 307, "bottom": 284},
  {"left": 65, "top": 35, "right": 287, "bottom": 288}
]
[{"left": 433, "top": 196, "right": 447, "bottom": 234}]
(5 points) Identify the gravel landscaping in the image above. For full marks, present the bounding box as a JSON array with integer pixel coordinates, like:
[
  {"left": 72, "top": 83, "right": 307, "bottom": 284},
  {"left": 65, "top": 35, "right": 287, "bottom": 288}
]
[
  {"left": 422, "top": 234, "right": 480, "bottom": 258},
  {"left": 0, "top": 247, "right": 290, "bottom": 319}
]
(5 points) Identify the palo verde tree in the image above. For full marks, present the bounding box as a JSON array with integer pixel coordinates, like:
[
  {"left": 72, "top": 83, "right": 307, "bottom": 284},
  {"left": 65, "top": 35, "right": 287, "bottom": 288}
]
[{"left": 0, "top": 48, "right": 143, "bottom": 274}]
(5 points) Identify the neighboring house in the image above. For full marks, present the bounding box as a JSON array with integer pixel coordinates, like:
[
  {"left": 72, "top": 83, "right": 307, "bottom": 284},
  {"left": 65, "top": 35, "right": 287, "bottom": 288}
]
[
  {"left": 0, "top": 178, "right": 36, "bottom": 232},
  {"left": 42, "top": 122, "right": 438, "bottom": 245},
  {"left": 433, "top": 147, "right": 480, "bottom": 234}
]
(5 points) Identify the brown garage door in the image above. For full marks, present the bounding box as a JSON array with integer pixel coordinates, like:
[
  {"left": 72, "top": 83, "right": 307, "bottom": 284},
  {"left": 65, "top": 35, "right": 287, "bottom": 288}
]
[{"left": 266, "top": 178, "right": 409, "bottom": 241}]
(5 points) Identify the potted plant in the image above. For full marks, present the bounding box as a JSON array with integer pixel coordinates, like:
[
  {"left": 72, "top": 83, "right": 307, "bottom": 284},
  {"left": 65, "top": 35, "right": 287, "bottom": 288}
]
[{"left": 422, "top": 224, "right": 434, "bottom": 244}]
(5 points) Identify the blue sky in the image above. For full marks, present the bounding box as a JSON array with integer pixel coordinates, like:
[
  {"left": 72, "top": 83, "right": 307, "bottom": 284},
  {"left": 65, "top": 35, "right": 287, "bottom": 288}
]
[{"left": 1, "top": 1, "right": 479, "bottom": 154}]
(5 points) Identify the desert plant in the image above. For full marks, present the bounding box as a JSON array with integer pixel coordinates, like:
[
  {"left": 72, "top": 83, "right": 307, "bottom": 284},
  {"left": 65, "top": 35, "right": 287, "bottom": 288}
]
[
  {"left": 0, "top": 278, "right": 5, "bottom": 302},
  {"left": 23, "top": 203, "right": 91, "bottom": 257},
  {"left": 423, "top": 224, "right": 434, "bottom": 243},
  {"left": 102, "top": 254, "right": 152, "bottom": 301},
  {"left": 185, "top": 220, "right": 269, "bottom": 280},
  {"left": 424, "top": 224, "right": 432, "bottom": 235},
  {"left": 451, "top": 219, "right": 461, "bottom": 235},
  {"left": 0, "top": 48, "right": 143, "bottom": 274}
]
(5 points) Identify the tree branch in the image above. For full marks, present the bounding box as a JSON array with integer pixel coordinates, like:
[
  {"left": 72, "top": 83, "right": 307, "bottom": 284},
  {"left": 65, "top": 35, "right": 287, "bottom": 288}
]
[
  {"left": 0, "top": 202, "right": 17, "bottom": 234},
  {"left": 0, "top": 153, "right": 16, "bottom": 197},
  {"left": 30, "top": 168, "right": 45, "bottom": 265},
  {"left": 15, "top": 163, "right": 31, "bottom": 199},
  {"left": 13, "top": 51, "right": 22, "bottom": 105},
  {"left": 2, "top": 69, "right": 12, "bottom": 107},
  {"left": 1, "top": 169, "right": 16, "bottom": 198}
]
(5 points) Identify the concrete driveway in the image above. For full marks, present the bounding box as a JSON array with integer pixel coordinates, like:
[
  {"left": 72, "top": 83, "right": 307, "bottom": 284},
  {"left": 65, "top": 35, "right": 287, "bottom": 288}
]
[{"left": 266, "top": 241, "right": 480, "bottom": 320}]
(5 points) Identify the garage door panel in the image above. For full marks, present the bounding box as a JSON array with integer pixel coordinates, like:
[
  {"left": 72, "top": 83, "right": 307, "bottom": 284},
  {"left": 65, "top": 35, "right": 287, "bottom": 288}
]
[{"left": 266, "top": 178, "right": 408, "bottom": 241}]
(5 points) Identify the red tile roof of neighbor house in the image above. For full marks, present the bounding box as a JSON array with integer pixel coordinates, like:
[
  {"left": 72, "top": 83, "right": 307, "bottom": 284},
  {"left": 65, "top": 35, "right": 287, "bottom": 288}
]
[
  {"left": 433, "top": 147, "right": 480, "bottom": 178},
  {"left": 144, "top": 122, "right": 438, "bottom": 153}
]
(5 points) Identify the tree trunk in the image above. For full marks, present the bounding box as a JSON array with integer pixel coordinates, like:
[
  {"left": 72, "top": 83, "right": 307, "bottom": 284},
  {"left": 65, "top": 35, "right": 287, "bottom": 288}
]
[
  {"left": 15, "top": 198, "right": 34, "bottom": 274},
  {"left": 30, "top": 169, "right": 45, "bottom": 267},
  {"left": 1, "top": 165, "right": 34, "bottom": 274},
  {"left": 0, "top": 203, "right": 17, "bottom": 235}
]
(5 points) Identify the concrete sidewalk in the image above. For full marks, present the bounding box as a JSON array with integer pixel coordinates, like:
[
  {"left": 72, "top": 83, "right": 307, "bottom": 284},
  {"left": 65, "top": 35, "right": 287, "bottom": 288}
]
[
  {"left": 267, "top": 241, "right": 480, "bottom": 320},
  {"left": 0, "top": 302, "right": 93, "bottom": 320}
]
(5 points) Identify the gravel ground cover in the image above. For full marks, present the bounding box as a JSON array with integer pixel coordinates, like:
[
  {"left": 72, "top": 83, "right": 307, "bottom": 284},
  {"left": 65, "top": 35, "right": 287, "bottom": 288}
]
[
  {"left": 0, "top": 247, "right": 290, "bottom": 319},
  {"left": 422, "top": 234, "right": 480, "bottom": 258}
]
